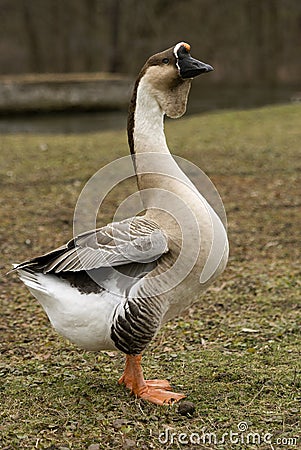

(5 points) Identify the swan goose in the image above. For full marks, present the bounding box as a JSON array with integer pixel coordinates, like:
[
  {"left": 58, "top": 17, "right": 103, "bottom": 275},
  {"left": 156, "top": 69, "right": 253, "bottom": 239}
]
[{"left": 13, "top": 42, "right": 228, "bottom": 405}]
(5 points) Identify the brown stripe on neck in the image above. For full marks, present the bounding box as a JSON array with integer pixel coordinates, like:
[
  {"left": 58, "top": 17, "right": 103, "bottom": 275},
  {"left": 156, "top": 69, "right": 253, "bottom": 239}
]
[
  {"left": 127, "top": 78, "right": 139, "bottom": 155},
  {"left": 127, "top": 66, "right": 148, "bottom": 155}
]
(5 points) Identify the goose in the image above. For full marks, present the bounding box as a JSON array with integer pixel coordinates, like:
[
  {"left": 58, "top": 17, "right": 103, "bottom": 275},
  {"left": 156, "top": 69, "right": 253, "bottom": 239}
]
[{"left": 13, "top": 42, "right": 229, "bottom": 405}]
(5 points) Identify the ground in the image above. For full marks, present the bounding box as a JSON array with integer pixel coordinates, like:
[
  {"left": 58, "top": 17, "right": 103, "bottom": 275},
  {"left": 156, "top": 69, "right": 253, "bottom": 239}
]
[{"left": 0, "top": 104, "right": 300, "bottom": 449}]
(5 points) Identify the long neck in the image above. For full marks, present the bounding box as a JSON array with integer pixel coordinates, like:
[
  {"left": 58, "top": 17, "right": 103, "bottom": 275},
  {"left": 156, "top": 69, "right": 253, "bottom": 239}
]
[
  {"left": 128, "top": 77, "right": 170, "bottom": 156},
  {"left": 128, "top": 75, "right": 192, "bottom": 183},
  {"left": 127, "top": 75, "right": 199, "bottom": 225},
  {"left": 136, "top": 80, "right": 170, "bottom": 155},
  {"left": 126, "top": 74, "right": 228, "bottom": 261}
]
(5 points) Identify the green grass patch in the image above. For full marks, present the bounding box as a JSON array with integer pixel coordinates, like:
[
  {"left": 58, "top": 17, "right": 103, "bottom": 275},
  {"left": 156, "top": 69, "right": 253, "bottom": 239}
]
[{"left": 1, "top": 104, "right": 300, "bottom": 449}]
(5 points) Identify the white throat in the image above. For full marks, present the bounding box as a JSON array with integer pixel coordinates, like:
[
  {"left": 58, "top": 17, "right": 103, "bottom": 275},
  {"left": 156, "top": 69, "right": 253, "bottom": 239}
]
[
  {"left": 131, "top": 74, "right": 197, "bottom": 219},
  {"left": 133, "top": 77, "right": 170, "bottom": 154}
]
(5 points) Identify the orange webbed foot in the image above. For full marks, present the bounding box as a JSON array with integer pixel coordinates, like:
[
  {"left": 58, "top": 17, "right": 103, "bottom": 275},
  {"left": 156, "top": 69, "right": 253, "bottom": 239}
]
[
  {"left": 119, "top": 376, "right": 172, "bottom": 391},
  {"left": 138, "top": 387, "right": 186, "bottom": 405},
  {"left": 144, "top": 379, "right": 172, "bottom": 390},
  {"left": 118, "top": 354, "right": 185, "bottom": 405}
]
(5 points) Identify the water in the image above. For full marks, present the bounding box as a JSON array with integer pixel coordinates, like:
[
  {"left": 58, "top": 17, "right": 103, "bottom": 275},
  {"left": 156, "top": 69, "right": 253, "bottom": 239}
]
[
  {"left": 0, "top": 110, "right": 128, "bottom": 135},
  {"left": 0, "top": 84, "right": 298, "bottom": 135}
]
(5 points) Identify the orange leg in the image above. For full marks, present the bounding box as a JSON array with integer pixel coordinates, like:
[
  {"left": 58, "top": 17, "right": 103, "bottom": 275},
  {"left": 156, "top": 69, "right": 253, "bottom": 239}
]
[{"left": 118, "top": 354, "right": 186, "bottom": 405}]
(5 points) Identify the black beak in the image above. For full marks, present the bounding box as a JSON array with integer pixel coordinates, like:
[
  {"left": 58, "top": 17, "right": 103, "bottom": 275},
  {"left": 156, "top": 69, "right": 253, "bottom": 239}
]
[{"left": 179, "top": 55, "right": 213, "bottom": 79}]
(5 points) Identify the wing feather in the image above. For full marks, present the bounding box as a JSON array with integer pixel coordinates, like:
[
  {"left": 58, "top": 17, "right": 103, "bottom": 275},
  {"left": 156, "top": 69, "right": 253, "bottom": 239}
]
[{"left": 13, "top": 217, "right": 168, "bottom": 274}]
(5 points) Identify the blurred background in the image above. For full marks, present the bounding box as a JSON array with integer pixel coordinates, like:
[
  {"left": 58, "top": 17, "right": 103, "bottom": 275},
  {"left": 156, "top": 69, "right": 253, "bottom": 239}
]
[{"left": 0, "top": 0, "right": 300, "bottom": 133}]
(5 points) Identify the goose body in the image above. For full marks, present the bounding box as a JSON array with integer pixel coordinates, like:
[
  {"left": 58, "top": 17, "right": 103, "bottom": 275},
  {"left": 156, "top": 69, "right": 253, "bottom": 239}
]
[{"left": 14, "top": 42, "right": 228, "bottom": 404}]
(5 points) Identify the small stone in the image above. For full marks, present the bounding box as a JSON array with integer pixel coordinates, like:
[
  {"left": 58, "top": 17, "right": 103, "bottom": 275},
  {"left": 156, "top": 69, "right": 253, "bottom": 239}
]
[
  {"left": 178, "top": 400, "right": 196, "bottom": 416},
  {"left": 112, "top": 418, "right": 128, "bottom": 429},
  {"left": 123, "top": 439, "right": 136, "bottom": 449},
  {"left": 87, "top": 445, "right": 100, "bottom": 450},
  {"left": 289, "top": 408, "right": 299, "bottom": 414}
]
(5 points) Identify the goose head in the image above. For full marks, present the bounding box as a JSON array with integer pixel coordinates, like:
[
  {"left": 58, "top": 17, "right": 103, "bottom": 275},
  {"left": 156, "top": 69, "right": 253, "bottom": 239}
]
[{"left": 138, "top": 42, "right": 213, "bottom": 118}]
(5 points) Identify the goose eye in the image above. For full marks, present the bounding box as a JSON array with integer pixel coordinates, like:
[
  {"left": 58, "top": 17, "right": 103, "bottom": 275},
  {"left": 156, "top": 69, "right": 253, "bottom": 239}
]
[{"left": 162, "top": 58, "right": 169, "bottom": 64}]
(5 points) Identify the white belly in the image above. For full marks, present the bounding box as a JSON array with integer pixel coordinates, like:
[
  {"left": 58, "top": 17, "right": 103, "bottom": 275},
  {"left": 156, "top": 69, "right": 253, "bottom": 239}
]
[{"left": 20, "top": 271, "right": 120, "bottom": 351}]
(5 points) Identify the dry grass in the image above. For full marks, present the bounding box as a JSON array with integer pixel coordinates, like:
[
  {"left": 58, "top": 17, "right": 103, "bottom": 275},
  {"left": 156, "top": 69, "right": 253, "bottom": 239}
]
[{"left": 1, "top": 104, "right": 300, "bottom": 449}]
